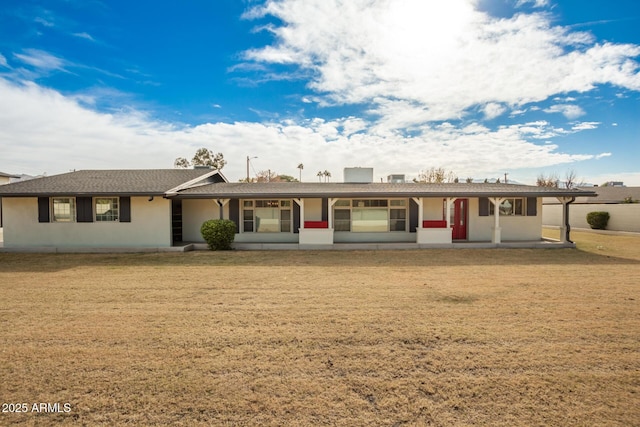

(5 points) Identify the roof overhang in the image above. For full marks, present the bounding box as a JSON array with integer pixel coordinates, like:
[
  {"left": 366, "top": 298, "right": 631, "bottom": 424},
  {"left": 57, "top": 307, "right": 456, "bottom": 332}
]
[{"left": 169, "top": 183, "right": 598, "bottom": 200}]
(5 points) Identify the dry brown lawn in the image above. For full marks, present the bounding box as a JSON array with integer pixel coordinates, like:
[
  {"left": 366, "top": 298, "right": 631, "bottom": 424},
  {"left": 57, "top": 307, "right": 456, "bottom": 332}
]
[{"left": 1, "top": 230, "right": 639, "bottom": 426}]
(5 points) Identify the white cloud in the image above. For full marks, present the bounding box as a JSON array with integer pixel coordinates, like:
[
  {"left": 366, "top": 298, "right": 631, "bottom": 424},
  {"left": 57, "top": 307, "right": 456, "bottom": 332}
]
[
  {"left": 13, "top": 49, "right": 68, "bottom": 73},
  {"left": 0, "top": 78, "right": 607, "bottom": 183},
  {"left": 242, "top": 0, "right": 640, "bottom": 127},
  {"left": 544, "top": 104, "right": 586, "bottom": 119},
  {"left": 571, "top": 121, "right": 599, "bottom": 131},
  {"left": 482, "top": 103, "right": 507, "bottom": 120},
  {"left": 0, "top": 53, "right": 7, "bottom": 67},
  {"left": 34, "top": 16, "right": 54, "bottom": 27},
  {"left": 72, "top": 32, "right": 96, "bottom": 42},
  {"left": 515, "top": 0, "right": 550, "bottom": 8}
]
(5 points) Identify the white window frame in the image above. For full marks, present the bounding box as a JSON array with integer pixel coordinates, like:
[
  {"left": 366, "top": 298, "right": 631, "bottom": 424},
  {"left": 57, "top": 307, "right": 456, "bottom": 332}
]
[
  {"left": 489, "top": 198, "right": 526, "bottom": 216},
  {"left": 332, "top": 199, "right": 408, "bottom": 232},
  {"left": 95, "top": 197, "right": 119, "bottom": 222},
  {"left": 241, "top": 199, "right": 292, "bottom": 233},
  {"left": 51, "top": 197, "right": 76, "bottom": 222}
]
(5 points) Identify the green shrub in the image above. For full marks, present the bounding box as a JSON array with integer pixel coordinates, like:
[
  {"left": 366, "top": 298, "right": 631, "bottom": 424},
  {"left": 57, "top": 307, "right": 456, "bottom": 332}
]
[
  {"left": 586, "top": 211, "right": 610, "bottom": 230},
  {"left": 200, "top": 219, "right": 236, "bottom": 250}
]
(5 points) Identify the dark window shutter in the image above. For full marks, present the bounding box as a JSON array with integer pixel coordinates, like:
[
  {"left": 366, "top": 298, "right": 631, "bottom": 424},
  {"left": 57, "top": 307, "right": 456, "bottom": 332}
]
[
  {"left": 293, "top": 201, "right": 300, "bottom": 234},
  {"left": 38, "top": 197, "right": 50, "bottom": 223},
  {"left": 527, "top": 197, "right": 537, "bottom": 216},
  {"left": 229, "top": 199, "right": 239, "bottom": 233},
  {"left": 77, "top": 197, "right": 93, "bottom": 222},
  {"left": 321, "top": 198, "right": 328, "bottom": 222},
  {"left": 479, "top": 197, "right": 489, "bottom": 216},
  {"left": 409, "top": 198, "right": 419, "bottom": 232},
  {"left": 120, "top": 197, "right": 131, "bottom": 222}
]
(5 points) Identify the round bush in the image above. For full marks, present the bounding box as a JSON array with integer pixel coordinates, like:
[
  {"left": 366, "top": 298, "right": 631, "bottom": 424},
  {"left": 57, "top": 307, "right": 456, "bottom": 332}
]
[
  {"left": 200, "top": 219, "right": 236, "bottom": 250},
  {"left": 586, "top": 211, "right": 610, "bottom": 230}
]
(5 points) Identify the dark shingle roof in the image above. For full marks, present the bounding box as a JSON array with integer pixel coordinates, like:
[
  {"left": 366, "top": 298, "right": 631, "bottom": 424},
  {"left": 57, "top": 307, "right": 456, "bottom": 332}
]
[
  {"left": 0, "top": 169, "right": 219, "bottom": 196},
  {"left": 174, "top": 182, "right": 597, "bottom": 199}
]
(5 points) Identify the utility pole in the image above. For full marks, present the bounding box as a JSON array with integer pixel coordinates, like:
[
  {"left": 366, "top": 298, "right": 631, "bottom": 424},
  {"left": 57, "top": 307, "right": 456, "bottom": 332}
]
[
  {"left": 246, "top": 156, "right": 257, "bottom": 182},
  {"left": 504, "top": 172, "right": 508, "bottom": 184}
]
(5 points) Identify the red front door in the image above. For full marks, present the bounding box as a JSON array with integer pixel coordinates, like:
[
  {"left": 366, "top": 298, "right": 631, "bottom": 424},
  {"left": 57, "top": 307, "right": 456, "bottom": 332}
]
[{"left": 451, "top": 199, "right": 468, "bottom": 240}]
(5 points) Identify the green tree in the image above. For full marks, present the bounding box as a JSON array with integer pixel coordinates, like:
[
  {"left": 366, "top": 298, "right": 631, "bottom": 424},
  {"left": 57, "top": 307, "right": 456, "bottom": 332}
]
[
  {"left": 192, "top": 148, "right": 226, "bottom": 170},
  {"left": 174, "top": 157, "right": 190, "bottom": 169},
  {"left": 174, "top": 148, "right": 226, "bottom": 170}
]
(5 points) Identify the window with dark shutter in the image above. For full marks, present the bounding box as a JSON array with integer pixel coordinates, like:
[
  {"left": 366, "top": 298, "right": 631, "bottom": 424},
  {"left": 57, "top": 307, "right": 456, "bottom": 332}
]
[
  {"left": 76, "top": 197, "right": 93, "bottom": 222},
  {"left": 229, "top": 199, "right": 240, "bottom": 233},
  {"left": 527, "top": 197, "right": 537, "bottom": 216},
  {"left": 120, "top": 197, "right": 131, "bottom": 222},
  {"left": 321, "top": 198, "right": 328, "bottom": 222},
  {"left": 409, "top": 198, "right": 419, "bottom": 232},
  {"left": 293, "top": 202, "right": 300, "bottom": 233},
  {"left": 478, "top": 197, "right": 489, "bottom": 216},
  {"left": 38, "top": 197, "right": 50, "bottom": 223}
]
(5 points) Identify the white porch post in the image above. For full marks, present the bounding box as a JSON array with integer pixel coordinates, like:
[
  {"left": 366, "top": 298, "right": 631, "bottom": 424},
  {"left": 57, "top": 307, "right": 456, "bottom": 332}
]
[
  {"left": 216, "top": 199, "right": 230, "bottom": 219},
  {"left": 556, "top": 196, "right": 575, "bottom": 243},
  {"left": 490, "top": 198, "right": 504, "bottom": 244},
  {"left": 328, "top": 198, "right": 338, "bottom": 229},
  {"left": 411, "top": 197, "right": 424, "bottom": 227},
  {"left": 294, "top": 198, "right": 304, "bottom": 230},
  {"left": 445, "top": 198, "right": 456, "bottom": 229}
]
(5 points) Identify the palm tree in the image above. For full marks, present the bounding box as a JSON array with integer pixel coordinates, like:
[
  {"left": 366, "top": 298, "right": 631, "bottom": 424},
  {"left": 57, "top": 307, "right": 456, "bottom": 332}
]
[
  {"left": 297, "top": 163, "right": 304, "bottom": 182},
  {"left": 323, "top": 170, "right": 331, "bottom": 182},
  {"left": 317, "top": 171, "right": 323, "bottom": 182}
]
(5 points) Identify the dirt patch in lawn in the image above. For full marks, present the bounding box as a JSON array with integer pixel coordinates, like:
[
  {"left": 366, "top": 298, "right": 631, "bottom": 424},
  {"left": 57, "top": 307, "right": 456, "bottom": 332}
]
[{"left": 1, "top": 230, "right": 639, "bottom": 426}]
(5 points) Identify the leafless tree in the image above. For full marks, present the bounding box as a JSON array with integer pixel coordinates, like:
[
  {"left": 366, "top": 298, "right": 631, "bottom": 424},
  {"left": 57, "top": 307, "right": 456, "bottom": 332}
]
[{"left": 414, "top": 167, "right": 457, "bottom": 183}]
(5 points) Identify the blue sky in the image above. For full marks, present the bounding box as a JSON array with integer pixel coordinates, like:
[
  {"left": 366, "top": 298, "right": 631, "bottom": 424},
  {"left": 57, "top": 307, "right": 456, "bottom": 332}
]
[{"left": 1, "top": 0, "right": 639, "bottom": 185}]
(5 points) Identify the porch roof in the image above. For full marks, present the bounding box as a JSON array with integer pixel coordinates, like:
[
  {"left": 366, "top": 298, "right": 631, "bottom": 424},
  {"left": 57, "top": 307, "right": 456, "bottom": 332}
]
[{"left": 173, "top": 182, "right": 598, "bottom": 199}]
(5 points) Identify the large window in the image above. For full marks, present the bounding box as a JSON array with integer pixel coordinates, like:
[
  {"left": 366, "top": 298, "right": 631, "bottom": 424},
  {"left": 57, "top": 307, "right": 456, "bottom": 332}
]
[
  {"left": 242, "top": 200, "right": 292, "bottom": 233},
  {"left": 95, "top": 197, "right": 119, "bottom": 222},
  {"left": 489, "top": 198, "right": 524, "bottom": 216},
  {"left": 333, "top": 199, "right": 407, "bottom": 232},
  {"left": 51, "top": 198, "right": 75, "bottom": 222}
]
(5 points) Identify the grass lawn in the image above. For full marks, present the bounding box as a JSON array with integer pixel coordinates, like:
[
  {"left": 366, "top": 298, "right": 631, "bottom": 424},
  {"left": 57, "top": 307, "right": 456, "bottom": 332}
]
[{"left": 1, "top": 230, "right": 639, "bottom": 426}]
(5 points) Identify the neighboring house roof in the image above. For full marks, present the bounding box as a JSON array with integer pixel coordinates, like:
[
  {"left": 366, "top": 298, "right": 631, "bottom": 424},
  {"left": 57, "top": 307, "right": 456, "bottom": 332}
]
[
  {"left": 0, "top": 169, "right": 224, "bottom": 196},
  {"left": 0, "top": 171, "right": 21, "bottom": 179},
  {"left": 173, "top": 182, "right": 597, "bottom": 199},
  {"left": 543, "top": 186, "right": 640, "bottom": 204},
  {"left": 575, "top": 186, "right": 640, "bottom": 204}
]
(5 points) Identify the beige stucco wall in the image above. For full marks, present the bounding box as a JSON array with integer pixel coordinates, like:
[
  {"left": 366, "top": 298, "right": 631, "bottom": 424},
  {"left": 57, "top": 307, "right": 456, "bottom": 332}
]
[
  {"left": 543, "top": 203, "right": 640, "bottom": 232},
  {"left": 181, "top": 199, "right": 225, "bottom": 242},
  {"left": 2, "top": 197, "right": 172, "bottom": 247},
  {"left": 423, "top": 198, "right": 444, "bottom": 220},
  {"left": 468, "top": 198, "right": 542, "bottom": 241},
  {"left": 303, "top": 198, "right": 323, "bottom": 222}
]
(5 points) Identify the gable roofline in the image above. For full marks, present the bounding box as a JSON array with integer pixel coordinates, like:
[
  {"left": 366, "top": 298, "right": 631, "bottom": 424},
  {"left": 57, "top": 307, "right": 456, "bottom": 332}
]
[
  {"left": 165, "top": 169, "right": 228, "bottom": 195},
  {"left": 0, "top": 169, "right": 221, "bottom": 197}
]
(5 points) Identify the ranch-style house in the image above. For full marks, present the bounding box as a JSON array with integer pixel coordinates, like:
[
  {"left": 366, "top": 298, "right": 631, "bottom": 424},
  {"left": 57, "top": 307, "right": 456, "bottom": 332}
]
[{"left": 0, "top": 167, "right": 597, "bottom": 251}]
